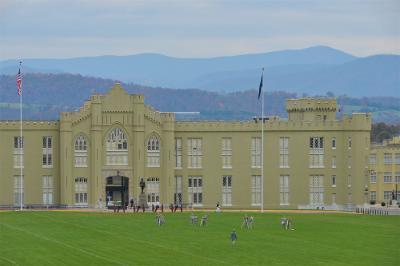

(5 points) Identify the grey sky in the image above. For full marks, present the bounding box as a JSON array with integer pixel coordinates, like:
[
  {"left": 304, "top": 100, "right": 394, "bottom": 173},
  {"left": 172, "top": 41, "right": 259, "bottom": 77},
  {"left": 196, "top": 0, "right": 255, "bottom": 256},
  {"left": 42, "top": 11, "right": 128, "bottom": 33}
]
[{"left": 1, "top": 0, "right": 399, "bottom": 59}]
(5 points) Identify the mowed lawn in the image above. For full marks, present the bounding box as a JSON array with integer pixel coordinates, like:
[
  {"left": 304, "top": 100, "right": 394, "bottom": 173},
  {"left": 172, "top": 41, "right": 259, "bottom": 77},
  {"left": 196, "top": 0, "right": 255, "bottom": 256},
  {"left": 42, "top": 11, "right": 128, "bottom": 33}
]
[{"left": 0, "top": 211, "right": 399, "bottom": 266}]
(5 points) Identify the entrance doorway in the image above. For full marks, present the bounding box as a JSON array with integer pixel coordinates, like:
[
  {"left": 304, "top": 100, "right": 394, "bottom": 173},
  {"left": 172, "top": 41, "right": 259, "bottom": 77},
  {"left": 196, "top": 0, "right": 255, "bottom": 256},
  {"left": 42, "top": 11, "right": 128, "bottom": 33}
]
[{"left": 105, "top": 175, "right": 129, "bottom": 208}]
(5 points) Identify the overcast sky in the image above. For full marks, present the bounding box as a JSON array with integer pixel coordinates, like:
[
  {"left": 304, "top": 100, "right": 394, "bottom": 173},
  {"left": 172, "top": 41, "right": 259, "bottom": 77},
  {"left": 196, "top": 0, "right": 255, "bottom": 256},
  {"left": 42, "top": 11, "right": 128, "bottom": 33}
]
[{"left": 1, "top": 0, "right": 399, "bottom": 59}]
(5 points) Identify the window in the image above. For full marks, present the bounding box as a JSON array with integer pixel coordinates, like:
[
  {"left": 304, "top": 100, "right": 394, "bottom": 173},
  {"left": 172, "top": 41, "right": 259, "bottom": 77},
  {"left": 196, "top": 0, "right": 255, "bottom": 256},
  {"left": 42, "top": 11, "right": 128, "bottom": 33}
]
[
  {"left": 13, "top": 136, "right": 24, "bottom": 169},
  {"left": 348, "top": 155, "right": 352, "bottom": 169},
  {"left": 331, "top": 175, "right": 336, "bottom": 187},
  {"left": 106, "top": 128, "right": 128, "bottom": 165},
  {"left": 42, "top": 176, "right": 53, "bottom": 205},
  {"left": 309, "top": 175, "right": 324, "bottom": 206},
  {"left": 188, "top": 138, "right": 202, "bottom": 168},
  {"left": 395, "top": 173, "right": 400, "bottom": 184},
  {"left": 222, "top": 176, "right": 232, "bottom": 206},
  {"left": 309, "top": 137, "right": 324, "bottom": 168},
  {"left": 42, "top": 136, "right": 53, "bottom": 168},
  {"left": 251, "top": 175, "right": 261, "bottom": 206},
  {"left": 331, "top": 137, "right": 336, "bottom": 149},
  {"left": 347, "top": 175, "right": 352, "bottom": 187},
  {"left": 348, "top": 137, "right": 352, "bottom": 149},
  {"left": 383, "top": 173, "right": 392, "bottom": 183},
  {"left": 369, "top": 154, "right": 376, "bottom": 165},
  {"left": 279, "top": 137, "right": 289, "bottom": 168},
  {"left": 74, "top": 135, "right": 88, "bottom": 167},
  {"left": 147, "top": 136, "right": 160, "bottom": 167},
  {"left": 370, "top": 191, "right": 376, "bottom": 201},
  {"left": 222, "top": 138, "right": 232, "bottom": 168},
  {"left": 332, "top": 156, "right": 336, "bottom": 168},
  {"left": 75, "top": 177, "right": 88, "bottom": 206},
  {"left": 174, "top": 176, "right": 182, "bottom": 205},
  {"left": 175, "top": 138, "right": 182, "bottom": 168},
  {"left": 251, "top": 137, "right": 261, "bottom": 168},
  {"left": 332, "top": 193, "right": 336, "bottom": 205},
  {"left": 188, "top": 176, "right": 203, "bottom": 206},
  {"left": 384, "top": 191, "right": 392, "bottom": 201},
  {"left": 146, "top": 177, "right": 160, "bottom": 204},
  {"left": 370, "top": 172, "right": 377, "bottom": 183},
  {"left": 280, "top": 175, "right": 289, "bottom": 205},
  {"left": 384, "top": 153, "right": 392, "bottom": 165},
  {"left": 395, "top": 154, "right": 400, "bottom": 164},
  {"left": 13, "top": 175, "right": 24, "bottom": 206},
  {"left": 347, "top": 193, "right": 352, "bottom": 204}
]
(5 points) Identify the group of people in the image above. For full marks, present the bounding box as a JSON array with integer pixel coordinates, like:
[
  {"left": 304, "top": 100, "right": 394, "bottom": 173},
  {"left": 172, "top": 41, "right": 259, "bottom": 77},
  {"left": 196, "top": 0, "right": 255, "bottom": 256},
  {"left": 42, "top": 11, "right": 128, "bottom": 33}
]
[
  {"left": 280, "top": 217, "right": 295, "bottom": 230},
  {"left": 241, "top": 214, "right": 255, "bottom": 229},
  {"left": 189, "top": 213, "right": 208, "bottom": 226}
]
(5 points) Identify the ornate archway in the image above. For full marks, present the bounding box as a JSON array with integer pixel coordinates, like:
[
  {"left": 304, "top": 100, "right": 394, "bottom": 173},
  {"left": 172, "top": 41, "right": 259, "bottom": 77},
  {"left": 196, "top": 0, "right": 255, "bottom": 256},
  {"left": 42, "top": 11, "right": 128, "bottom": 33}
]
[{"left": 105, "top": 172, "right": 129, "bottom": 208}]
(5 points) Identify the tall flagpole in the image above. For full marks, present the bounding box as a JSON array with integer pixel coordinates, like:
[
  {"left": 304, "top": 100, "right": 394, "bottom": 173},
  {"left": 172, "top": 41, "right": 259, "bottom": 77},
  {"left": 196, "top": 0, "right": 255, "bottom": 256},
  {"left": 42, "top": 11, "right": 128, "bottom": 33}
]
[
  {"left": 261, "top": 68, "right": 264, "bottom": 213},
  {"left": 19, "top": 61, "right": 23, "bottom": 211}
]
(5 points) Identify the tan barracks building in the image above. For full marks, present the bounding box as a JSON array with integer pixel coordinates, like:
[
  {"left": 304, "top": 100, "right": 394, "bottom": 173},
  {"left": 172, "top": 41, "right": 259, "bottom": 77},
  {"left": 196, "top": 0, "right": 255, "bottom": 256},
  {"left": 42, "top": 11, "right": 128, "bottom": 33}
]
[{"left": 0, "top": 83, "right": 372, "bottom": 210}]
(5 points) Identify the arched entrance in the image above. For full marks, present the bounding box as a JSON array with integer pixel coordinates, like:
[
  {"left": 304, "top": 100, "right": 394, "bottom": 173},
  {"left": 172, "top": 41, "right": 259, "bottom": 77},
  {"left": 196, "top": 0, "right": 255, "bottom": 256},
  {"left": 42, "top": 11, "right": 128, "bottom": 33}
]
[{"left": 105, "top": 173, "right": 129, "bottom": 209}]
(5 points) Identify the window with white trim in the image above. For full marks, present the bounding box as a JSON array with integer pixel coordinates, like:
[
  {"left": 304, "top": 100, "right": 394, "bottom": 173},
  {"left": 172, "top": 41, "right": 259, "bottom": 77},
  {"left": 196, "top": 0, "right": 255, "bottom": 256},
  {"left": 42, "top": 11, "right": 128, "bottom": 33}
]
[
  {"left": 384, "top": 153, "right": 392, "bottom": 165},
  {"left": 279, "top": 137, "right": 289, "bottom": 168},
  {"left": 75, "top": 177, "right": 88, "bottom": 206},
  {"left": 347, "top": 193, "right": 352, "bottom": 204},
  {"left": 331, "top": 175, "right": 336, "bottom": 187},
  {"left": 348, "top": 137, "right": 352, "bottom": 149},
  {"left": 251, "top": 137, "right": 261, "bottom": 168},
  {"left": 106, "top": 128, "right": 128, "bottom": 165},
  {"left": 383, "top": 173, "right": 392, "bottom": 183},
  {"left": 384, "top": 191, "right": 392, "bottom": 200},
  {"left": 332, "top": 193, "right": 336, "bottom": 205},
  {"left": 332, "top": 156, "right": 336, "bottom": 168},
  {"left": 174, "top": 176, "right": 182, "bottom": 205},
  {"left": 147, "top": 136, "right": 160, "bottom": 167},
  {"left": 188, "top": 138, "right": 202, "bottom": 168},
  {"left": 370, "top": 191, "right": 376, "bottom": 201},
  {"left": 147, "top": 177, "right": 160, "bottom": 204},
  {"left": 175, "top": 138, "right": 182, "bottom": 168},
  {"left": 309, "top": 175, "right": 324, "bottom": 206},
  {"left": 369, "top": 154, "right": 376, "bottom": 165},
  {"left": 280, "top": 175, "right": 289, "bottom": 205},
  {"left": 13, "top": 175, "right": 24, "bottom": 206},
  {"left": 395, "top": 173, "right": 400, "bottom": 184},
  {"left": 309, "top": 137, "right": 324, "bottom": 168},
  {"left": 395, "top": 154, "right": 400, "bottom": 164},
  {"left": 251, "top": 175, "right": 261, "bottom": 206},
  {"left": 42, "top": 176, "right": 53, "bottom": 205},
  {"left": 188, "top": 176, "right": 202, "bottom": 206},
  {"left": 221, "top": 138, "right": 232, "bottom": 169},
  {"left": 222, "top": 175, "right": 232, "bottom": 206},
  {"left": 74, "top": 135, "right": 88, "bottom": 167},
  {"left": 370, "top": 172, "right": 377, "bottom": 183},
  {"left": 42, "top": 136, "right": 53, "bottom": 168},
  {"left": 347, "top": 175, "right": 352, "bottom": 187},
  {"left": 13, "top": 136, "right": 24, "bottom": 168},
  {"left": 348, "top": 155, "right": 352, "bottom": 169},
  {"left": 331, "top": 137, "right": 336, "bottom": 149}
]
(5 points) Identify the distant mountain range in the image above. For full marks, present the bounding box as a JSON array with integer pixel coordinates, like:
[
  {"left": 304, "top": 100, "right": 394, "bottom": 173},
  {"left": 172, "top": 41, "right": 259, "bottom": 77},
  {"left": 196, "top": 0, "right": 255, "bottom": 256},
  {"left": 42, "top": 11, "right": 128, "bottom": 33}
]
[
  {"left": 1, "top": 46, "right": 399, "bottom": 97},
  {"left": 0, "top": 73, "right": 399, "bottom": 124}
]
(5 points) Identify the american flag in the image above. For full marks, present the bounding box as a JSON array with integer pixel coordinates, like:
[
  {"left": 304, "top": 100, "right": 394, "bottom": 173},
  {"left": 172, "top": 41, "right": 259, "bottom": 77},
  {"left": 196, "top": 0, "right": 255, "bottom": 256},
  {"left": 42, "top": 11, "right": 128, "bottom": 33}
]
[{"left": 16, "top": 68, "right": 22, "bottom": 96}]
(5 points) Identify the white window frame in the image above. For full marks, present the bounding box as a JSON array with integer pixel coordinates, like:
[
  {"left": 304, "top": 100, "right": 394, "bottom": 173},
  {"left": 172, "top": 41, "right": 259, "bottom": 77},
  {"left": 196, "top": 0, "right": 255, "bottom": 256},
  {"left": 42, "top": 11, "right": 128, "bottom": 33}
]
[
  {"left": 221, "top": 138, "right": 232, "bottom": 169},
  {"left": 106, "top": 128, "right": 128, "bottom": 166},
  {"left": 369, "top": 154, "right": 376, "bottom": 165},
  {"left": 251, "top": 175, "right": 261, "bottom": 206},
  {"left": 75, "top": 177, "right": 88, "bottom": 206},
  {"left": 310, "top": 175, "right": 324, "bottom": 206},
  {"left": 331, "top": 175, "right": 336, "bottom": 187},
  {"left": 370, "top": 191, "right": 376, "bottom": 201},
  {"left": 13, "top": 136, "right": 24, "bottom": 169},
  {"left": 331, "top": 137, "right": 336, "bottom": 149},
  {"left": 383, "top": 173, "right": 392, "bottom": 183},
  {"left": 174, "top": 176, "right": 182, "bottom": 205},
  {"left": 222, "top": 175, "right": 232, "bottom": 206},
  {"left": 175, "top": 138, "right": 182, "bottom": 168},
  {"left": 332, "top": 156, "right": 336, "bottom": 168},
  {"left": 146, "top": 177, "right": 160, "bottom": 205},
  {"left": 251, "top": 137, "right": 261, "bottom": 168},
  {"left": 13, "top": 175, "right": 24, "bottom": 207},
  {"left": 188, "top": 138, "right": 202, "bottom": 168},
  {"left": 395, "top": 154, "right": 400, "bottom": 165},
  {"left": 188, "top": 176, "right": 203, "bottom": 206},
  {"left": 280, "top": 175, "right": 289, "bottom": 205},
  {"left": 309, "top": 137, "right": 324, "bottom": 168},
  {"left": 74, "top": 135, "right": 88, "bottom": 167},
  {"left": 370, "top": 172, "right": 377, "bottom": 183},
  {"left": 279, "top": 137, "right": 289, "bottom": 168},
  {"left": 147, "top": 136, "right": 160, "bottom": 167},
  {"left": 42, "top": 175, "right": 53, "bottom": 205},
  {"left": 348, "top": 137, "right": 352, "bottom": 149},
  {"left": 384, "top": 153, "right": 392, "bottom": 165},
  {"left": 42, "top": 136, "right": 53, "bottom": 168}
]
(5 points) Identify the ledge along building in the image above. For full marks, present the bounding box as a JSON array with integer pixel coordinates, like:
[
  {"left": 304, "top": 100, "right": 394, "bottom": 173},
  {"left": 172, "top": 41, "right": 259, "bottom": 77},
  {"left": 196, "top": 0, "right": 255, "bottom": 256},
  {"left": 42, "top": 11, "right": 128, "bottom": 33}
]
[{"left": 0, "top": 83, "right": 372, "bottom": 210}]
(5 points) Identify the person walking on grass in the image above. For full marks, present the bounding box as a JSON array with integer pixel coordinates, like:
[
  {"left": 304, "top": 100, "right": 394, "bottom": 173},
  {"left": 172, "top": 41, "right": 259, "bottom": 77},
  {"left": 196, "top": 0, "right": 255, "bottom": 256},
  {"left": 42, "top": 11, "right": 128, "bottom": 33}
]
[{"left": 230, "top": 230, "right": 237, "bottom": 246}]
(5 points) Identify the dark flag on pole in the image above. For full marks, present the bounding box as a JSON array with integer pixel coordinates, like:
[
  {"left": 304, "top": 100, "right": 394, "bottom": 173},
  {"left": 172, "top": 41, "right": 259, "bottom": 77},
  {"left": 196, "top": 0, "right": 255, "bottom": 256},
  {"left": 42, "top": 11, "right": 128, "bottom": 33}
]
[
  {"left": 16, "top": 67, "right": 22, "bottom": 96},
  {"left": 257, "top": 68, "right": 264, "bottom": 99}
]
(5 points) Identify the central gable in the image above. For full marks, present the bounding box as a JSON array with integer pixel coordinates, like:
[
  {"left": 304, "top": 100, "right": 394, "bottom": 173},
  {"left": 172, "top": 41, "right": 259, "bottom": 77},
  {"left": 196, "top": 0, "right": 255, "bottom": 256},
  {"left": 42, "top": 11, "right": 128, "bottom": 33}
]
[{"left": 102, "top": 83, "right": 134, "bottom": 112}]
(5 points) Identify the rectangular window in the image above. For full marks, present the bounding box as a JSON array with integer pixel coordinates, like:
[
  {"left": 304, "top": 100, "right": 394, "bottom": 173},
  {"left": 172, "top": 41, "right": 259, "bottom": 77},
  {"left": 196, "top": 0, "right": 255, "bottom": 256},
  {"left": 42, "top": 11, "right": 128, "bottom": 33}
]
[
  {"left": 146, "top": 177, "right": 160, "bottom": 204},
  {"left": 331, "top": 156, "right": 336, "bottom": 168},
  {"left": 42, "top": 136, "right": 53, "bottom": 168},
  {"left": 348, "top": 155, "right": 352, "bottom": 169},
  {"left": 332, "top": 193, "right": 336, "bottom": 205},
  {"left": 384, "top": 191, "right": 392, "bottom": 200},
  {"left": 251, "top": 137, "right": 261, "bottom": 168},
  {"left": 42, "top": 176, "right": 53, "bottom": 205},
  {"left": 280, "top": 175, "right": 289, "bottom": 205},
  {"left": 383, "top": 173, "right": 392, "bottom": 183},
  {"left": 309, "top": 137, "right": 324, "bottom": 168},
  {"left": 347, "top": 175, "right": 352, "bottom": 187},
  {"left": 331, "top": 137, "right": 336, "bottom": 149},
  {"left": 13, "top": 175, "right": 24, "bottom": 206},
  {"left": 348, "top": 137, "right": 352, "bottom": 149},
  {"left": 370, "top": 191, "right": 376, "bottom": 201},
  {"left": 188, "top": 138, "right": 202, "bottom": 168},
  {"left": 222, "top": 138, "right": 232, "bottom": 169},
  {"left": 222, "top": 176, "right": 232, "bottom": 206},
  {"left": 395, "top": 173, "right": 400, "bottom": 184},
  {"left": 369, "top": 154, "right": 376, "bottom": 165},
  {"left": 331, "top": 175, "right": 336, "bottom": 187},
  {"left": 279, "top": 137, "right": 289, "bottom": 168},
  {"left": 384, "top": 153, "right": 392, "bottom": 165},
  {"left": 251, "top": 175, "right": 261, "bottom": 206},
  {"left": 309, "top": 175, "right": 324, "bottom": 206},
  {"left": 395, "top": 154, "right": 400, "bottom": 164},
  {"left": 13, "top": 136, "right": 24, "bottom": 169},
  {"left": 370, "top": 172, "right": 377, "bottom": 183},
  {"left": 188, "top": 176, "right": 203, "bottom": 206},
  {"left": 75, "top": 177, "right": 88, "bottom": 206},
  {"left": 174, "top": 176, "right": 182, "bottom": 205},
  {"left": 175, "top": 138, "right": 182, "bottom": 168}
]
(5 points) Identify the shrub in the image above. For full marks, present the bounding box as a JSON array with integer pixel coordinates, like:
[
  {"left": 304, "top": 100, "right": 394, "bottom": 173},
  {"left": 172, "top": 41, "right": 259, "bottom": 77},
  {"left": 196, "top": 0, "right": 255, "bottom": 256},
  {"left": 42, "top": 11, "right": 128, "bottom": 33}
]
[
  {"left": 381, "top": 202, "right": 386, "bottom": 207},
  {"left": 370, "top": 200, "right": 376, "bottom": 205}
]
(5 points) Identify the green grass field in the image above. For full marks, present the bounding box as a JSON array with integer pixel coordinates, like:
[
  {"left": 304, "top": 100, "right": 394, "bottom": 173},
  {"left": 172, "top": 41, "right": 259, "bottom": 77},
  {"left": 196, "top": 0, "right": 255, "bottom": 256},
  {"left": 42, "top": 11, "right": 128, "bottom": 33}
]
[{"left": 0, "top": 211, "right": 399, "bottom": 266}]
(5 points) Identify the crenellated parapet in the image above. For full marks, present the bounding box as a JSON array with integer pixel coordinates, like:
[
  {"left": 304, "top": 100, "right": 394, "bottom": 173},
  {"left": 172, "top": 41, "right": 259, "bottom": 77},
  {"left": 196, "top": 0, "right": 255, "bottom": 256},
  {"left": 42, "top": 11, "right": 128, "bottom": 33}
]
[{"left": 0, "top": 120, "right": 59, "bottom": 130}]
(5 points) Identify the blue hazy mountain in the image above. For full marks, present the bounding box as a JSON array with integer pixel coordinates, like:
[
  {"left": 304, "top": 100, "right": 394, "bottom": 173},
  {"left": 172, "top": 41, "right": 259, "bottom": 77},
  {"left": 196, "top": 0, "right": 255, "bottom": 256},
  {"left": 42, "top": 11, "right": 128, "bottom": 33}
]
[{"left": 1, "top": 46, "right": 399, "bottom": 97}]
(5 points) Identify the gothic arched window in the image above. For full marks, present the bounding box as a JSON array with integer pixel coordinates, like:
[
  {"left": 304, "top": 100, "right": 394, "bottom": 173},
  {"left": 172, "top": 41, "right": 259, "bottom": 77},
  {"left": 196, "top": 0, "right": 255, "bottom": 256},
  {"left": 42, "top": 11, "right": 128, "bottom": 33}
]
[
  {"left": 106, "top": 128, "right": 128, "bottom": 165},
  {"left": 147, "top": 135, "right": 160, "bottom": 167},
  {"left": 74, "top": 135, "right": 88, "bottom": 167}
]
